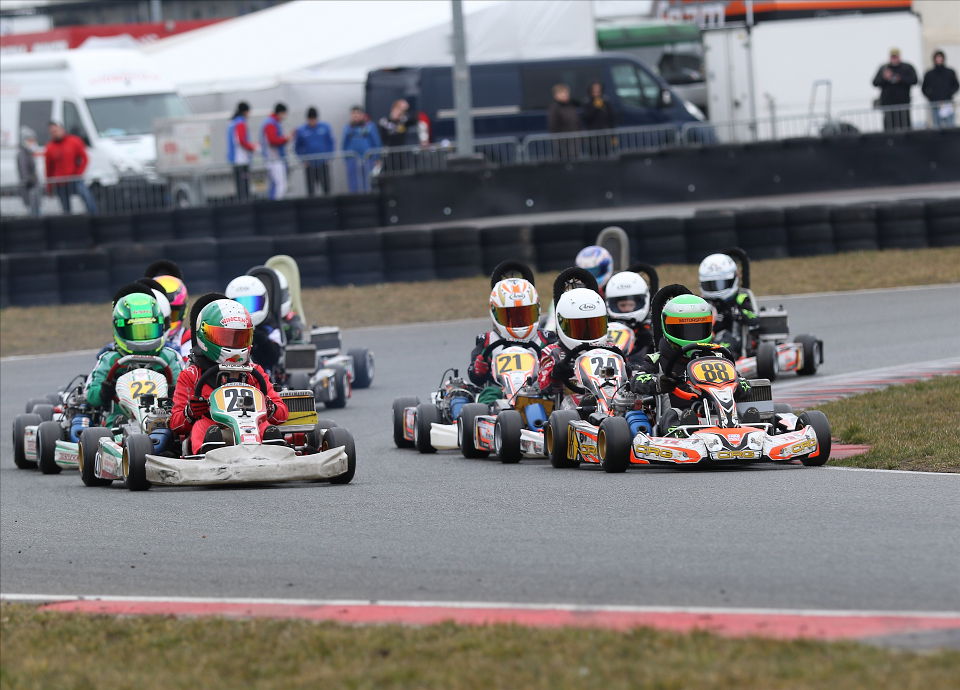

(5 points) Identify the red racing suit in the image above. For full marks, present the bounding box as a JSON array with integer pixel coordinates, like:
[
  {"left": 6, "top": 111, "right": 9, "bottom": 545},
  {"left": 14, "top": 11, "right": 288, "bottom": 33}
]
[
  {"left": 468, "top": 329, "right": 556, "bottom": 386},
  {"left": 170, "top": 360, "right": 288, "bottom": 452}
]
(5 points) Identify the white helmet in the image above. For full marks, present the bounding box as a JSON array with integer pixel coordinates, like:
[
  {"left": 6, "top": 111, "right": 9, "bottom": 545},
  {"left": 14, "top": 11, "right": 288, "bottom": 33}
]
[
  {"left": 276, "top": 270, "right": 293, "bottom": 317},
  {"left": 490, "top": 278, "right": 540, "bottom": 342},
  {"left": 605, "top": 271, "right": 650, "bottom": 327},
  {"left": 225, "top": 275, "right": 269, "bottom": 326},
  {"left": 698, "top": 253, "right": 739, "bottom": 302},
  {"left": 575, "top": 245, "right": 614, "bottom": 289},
  {"left": 555, "top": 287, "right": 608, "bottom": 350}
]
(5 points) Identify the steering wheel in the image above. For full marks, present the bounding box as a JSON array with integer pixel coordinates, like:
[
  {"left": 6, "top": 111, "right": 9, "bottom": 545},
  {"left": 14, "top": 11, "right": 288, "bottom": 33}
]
[
  {"left": 103, "top": 356, "right": 173, "bottom": 403},
  {"left": 681, "top": 342, "right": 736, "bottom": 361},
  {"left": 193, "top": 365, "right": 269, "bottom": 400},
  {"left": 480, "top": 338, "right": 544, "bottom": 359}
]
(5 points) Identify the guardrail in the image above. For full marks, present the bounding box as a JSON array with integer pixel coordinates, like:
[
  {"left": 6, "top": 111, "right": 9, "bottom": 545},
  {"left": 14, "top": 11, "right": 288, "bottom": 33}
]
[{"left": 521, "top": 124, "right": 681, "bottom": 163}]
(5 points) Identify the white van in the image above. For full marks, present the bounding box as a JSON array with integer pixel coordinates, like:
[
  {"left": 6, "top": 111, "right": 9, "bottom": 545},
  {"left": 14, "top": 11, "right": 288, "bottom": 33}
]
[{"left": 0, "top": 48, "right": 189, "bottom": 190}]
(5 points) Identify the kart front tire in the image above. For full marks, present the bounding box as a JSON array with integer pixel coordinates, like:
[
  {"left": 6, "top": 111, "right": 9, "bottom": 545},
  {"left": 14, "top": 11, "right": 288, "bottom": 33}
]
[
  {"left": 32, "top": 404, "right": 55, "bottom": 423},
  {"left": 78, "top": 427, "right": 114, "bottom": 487},
  {"left": 123, "top": 433, "right": 153, "bottom": 491},
  {"left": 495, "top": 410, "right": 524, "bottom": 464},
  {"left": 348, "top": 348, "right": 375, "bottom": 389},
  {"left": 324, "top": 366, "right": 348, "bottom": 409},
  {"left": 414, "top": 403, "right": 439, "bottom": 454},
  {"left": 458, "top": 403, "right": 490, "bottom": 459},
  {"left": 795, "top": 335, "right": 821, "bottom": 376},
  {"left": 325, "top": 427, "right": 357, "bottom": 484},
  {"left": 546, "top": 410, "right": 581, "bottom": 469},
  {"left": 392, "top": 397, "right": 418, "bottom": 449},
  {"left": 12, "top": 413, "right": 41, "bottom": 470},
  {"left": 37, "top": 421, "right": 63, "bottom": 475},
  {"left": 599, "top": 416, "right": 631, "bottom": 473},
  {"left": 24, "top": 398, "right": 47, "bottom": 414},
  {"left": 755, "top": 342, "right": 779, "bottom": 382},
  {"left": 798, "top": 410, "right": 831, "bottom": 466}
]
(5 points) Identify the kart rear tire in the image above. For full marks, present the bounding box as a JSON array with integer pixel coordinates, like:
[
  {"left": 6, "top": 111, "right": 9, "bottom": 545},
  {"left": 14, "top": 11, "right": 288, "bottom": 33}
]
[
  {"left": 37, "top": 421, "right": 63, "bottom": 475},
  {"left": 12, "top": 413, "right": 41, "bottom": 470},
  {"left": 324, "top": 366, "right": 348, "bottom": 409},
  {"left": 755, "top": 342, "right": 779, "bottom": 382},
  {"left": 78, "top": 427, "right": 114, "bottom": 487},
  {"left": 123, "top": 433, "right": 153, "bottom": 491},
  {"left": 414, "top": 403, "right": 439, "bottom": 454},
  {"left": 287, "top": 371, "right": 311, "bottom": 391},
  {"left": 599, "top": 416, "right": 631, "bottom": 473},
  {"left": 348, "top": 348, "right": 375, "bottom": 389},
  {"left": 24, "top": 398, "right": 47, "bottom": 414},
  {"left": 795, "top": 335, "right": 821, "bottom": 376},
  {"left": 546, "top": 410, "right": 581, "bottom": 469},
  {"left": 798, "top": 410, "right": 831, "bottom": 466},
  {"left": 774, "top": 403, "right": 794, "bottom": 414},
  {"left": 495, "top": 410, "right": 524, "bottom": 464},
  {"left": 458, "top": 403, "right": 490, "bottom": 459},
  {"left": 32, "top": 404, "right": 55, "bottom": 422},
  {"left": 45, "top": 392, "right": 62, "bottom": 405},
  {"left": 325, "top": 427, "right": 357, "bottom": 484},
  {"left": 392, "top": 397, "right": 418, "bottom": 449}
]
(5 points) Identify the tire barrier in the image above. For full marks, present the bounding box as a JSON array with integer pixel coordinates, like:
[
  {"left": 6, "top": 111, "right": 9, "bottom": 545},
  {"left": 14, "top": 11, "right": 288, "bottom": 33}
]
[
  {"left": 103, "top": 242, "right": 158, "bottom": 286},
  {"left": 55, "top": 249, "right": 110, "bottom": 304},
  {"left": 328, "top": 229, "right": 384, "bottom": 286},
  {"left": 47, "top": 215, "right": 94, "bottom": 250},
  {"left": 734, "top": 208, "right": 789, "bottom": 260},
  {"left": 382, "top": 228, "right": 436, "bottom": 283},
  {"left": 0, "top": 218, "right": 46, "bottom": 254},
  {"left": 173, "top": 207, "right": 215, "bottom": 239},
  {"left": 295, "top": 197, "right": 339, "bottom": 233},
  {"left": 254, "top": 199, "right": 299, "bottom": 237},
  {"left": 5, "top": 252, "right": 59, "bottom": 306},
  {"left": 830, "top": 204, "right": 879, "bottom": 252},
  {"left": 337, "top": 194, "right": 383, "bottom": 230},
  {"left": 631, "top": 216, "right": 686, "bottom": 265},
  {"left": 162, "top": 238, "right": 221, "bottom": 294},
  {"left": 214, "top": 204, "right": 257, "bottom": 238},
  {"left": 132, "top": 210, "right": 176, "bottom": 244},
  {"left": 785, "top": 205, "right": 836, "bottom": 256},
  {"left": 218, "top": 236, "right": 276, "bottom": 286},
  {"left": 92, "top": 213, "right": 136, "bottom": 246},
  {"left": 433, "top": 225, "right": 483, "bottom": 279},
  {"left": 876, "top": 200, "right": 928, "bottom": 250},
  {"left": 274, "top": 233, "right": 332, "bottom": 288},
  {"left": 534, "top": 222, "right": 587, "bottom": 271},
  {"left": 480, "top": 225, "right": 535, "bottom": 275},
  {"left": 925, "top": 198, "right": 960, "bottom": 247},
  {"left": 684, "top": 211, "right": 738, "bottom": 263}
]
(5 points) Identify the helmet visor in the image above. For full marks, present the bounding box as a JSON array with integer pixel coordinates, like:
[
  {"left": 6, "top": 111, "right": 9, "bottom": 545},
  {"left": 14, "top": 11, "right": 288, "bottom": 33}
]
[
  {"left": 607, "top": 294, "right": 647, "bottom": 314},
  {"left": 201, "top": 323, "right": 254, "bottom": 349},
  {"left": 116, "top": 317, "right": 163, "bottom": 342},
  {"left": 664, "top": 315, "right": 713, "bottom": 343},
  {"left": 169, "top": 303, "right": 186, "bottom": 326},
  {"left": 493, "top": 304, "right": 540, "bottom": 329},
  {"left": 701, "top": 278, "right": 736, "bottom": 293},
  {"left": 233, "top": 295, "right": 266, "bottom": 315},
  {"left": 558, "top": 314, "right": 608, "bottom": 341},
  {"left": 585, "top": 263, "right": 609, "bottom": 280}
]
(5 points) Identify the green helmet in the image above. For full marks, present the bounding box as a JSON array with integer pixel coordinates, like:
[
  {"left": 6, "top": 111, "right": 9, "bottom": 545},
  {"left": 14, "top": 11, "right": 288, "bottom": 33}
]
[
  {"left": 661, "top": 294, "right": 715, "bottom": 348},
  {"left": 113, "top": 292, "right": 165, "bottom": 355},
  {"left": 195, "top": 298, "right": 254, "bottom": 365}
]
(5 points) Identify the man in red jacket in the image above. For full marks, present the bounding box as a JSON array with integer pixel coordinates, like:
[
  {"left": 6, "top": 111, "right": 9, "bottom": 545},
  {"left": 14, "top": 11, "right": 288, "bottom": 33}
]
[{"left": 45, "top": 121, "right": 97, "bottom": 214}]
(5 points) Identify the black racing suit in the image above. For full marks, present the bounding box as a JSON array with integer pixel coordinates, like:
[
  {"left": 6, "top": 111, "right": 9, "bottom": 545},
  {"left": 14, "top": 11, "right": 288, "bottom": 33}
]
[
  {"left": 707, "top": 291, "right": 759, "bottom": 359},
  {"left": 611, "top": 319, "right": 656, "bottom": 368}
]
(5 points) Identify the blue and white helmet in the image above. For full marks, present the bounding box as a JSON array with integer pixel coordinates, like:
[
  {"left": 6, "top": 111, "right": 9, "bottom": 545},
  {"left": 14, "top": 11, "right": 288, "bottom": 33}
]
[{"left": 575, "top": 245, "right": 614, "bottom": 289}]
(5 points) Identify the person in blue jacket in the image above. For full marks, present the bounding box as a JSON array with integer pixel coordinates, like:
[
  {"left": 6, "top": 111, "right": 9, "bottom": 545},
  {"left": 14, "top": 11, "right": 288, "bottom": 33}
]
[
  {"left": 341, "top": 106, "right": 381, "bottom": 193},
  {"left": 294, "top": 106, "right": 335, "bottom": 197}
]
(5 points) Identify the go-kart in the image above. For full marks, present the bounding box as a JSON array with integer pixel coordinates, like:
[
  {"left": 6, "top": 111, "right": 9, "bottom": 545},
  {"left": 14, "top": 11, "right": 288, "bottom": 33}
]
[
  {"left": 711, "top": 248, "right": 823, "bottom": 381},
  {"left": 457, "top": 341, "right": 554, "bottom": 463},
  {"left": 547, "top": 343, "right": 832, "bottom": 472},
  {"left": 79, "top": 362, "right": 355, "bottom": 490},
  {"left": 606, "top": 321, "right": 636, "bottom": 359},
  {"left": 12, "top": 375, "right": 92, "bottom": 473},
  {"left": 392, "top": 369, "right": 481, "bottom": 453}
]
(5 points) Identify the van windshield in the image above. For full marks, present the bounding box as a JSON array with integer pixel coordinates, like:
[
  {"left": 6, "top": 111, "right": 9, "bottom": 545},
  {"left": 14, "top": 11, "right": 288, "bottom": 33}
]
[{"left": 86, "top": 93, "right": 188, "bottom": 137}]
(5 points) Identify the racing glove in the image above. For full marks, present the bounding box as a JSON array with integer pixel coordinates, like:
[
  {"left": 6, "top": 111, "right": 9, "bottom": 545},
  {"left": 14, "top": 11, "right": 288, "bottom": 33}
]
[
  {"left": 266, "top": 399, "right": 280, "bottom": 423},
  {"left": 471, "top": 354, "right": 490, "bottom": 378},
  {"left": 552, "top": 354, "right": 574, "bottom": 382},
  {"left": 186, "top": 397, "right": 209, "bottom": 422},
  {"left": 630, "top": 372, "right": 658, "bottom": 395},
  {"left": 98, "top": 381, "right": 116, "bottom": 404}
]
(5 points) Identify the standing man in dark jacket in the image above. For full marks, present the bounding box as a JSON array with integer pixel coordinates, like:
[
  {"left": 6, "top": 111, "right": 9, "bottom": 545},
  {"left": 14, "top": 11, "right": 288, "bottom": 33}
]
[
  {"left": 872, "top": 48, "right": 918, "bottom": 131},
  {"left": 922, "top": 50, "right": 959, "bottom": 128},
  {"left": 294, "top": 107, "right": 335, "bottom": 196},
  {"left": 17, "top": 126, "right": 41, "bottom": 217},
  {"left": 548, "top": 83, "right": 581, "bottom": 160},
  {"left": 582, "top": 81, "right": 616, "bottom": 157}
]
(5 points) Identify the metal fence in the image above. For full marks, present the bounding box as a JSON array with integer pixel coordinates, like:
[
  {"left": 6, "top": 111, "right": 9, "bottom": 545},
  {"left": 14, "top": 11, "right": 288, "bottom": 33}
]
[{"left": 522, "top": 124, "right": 681, "bottom": 163}]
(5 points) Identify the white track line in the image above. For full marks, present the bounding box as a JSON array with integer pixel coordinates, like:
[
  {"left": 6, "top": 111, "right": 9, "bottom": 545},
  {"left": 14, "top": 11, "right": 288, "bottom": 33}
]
[
  {"left": 824, "top": 467, "right": 959, "bottom": 477},
  {"left": 761, "top": 282, "right": 959, "bottom": 301},
  {"left": 2, "top": 593, "right": 958, "bottom": 619}
]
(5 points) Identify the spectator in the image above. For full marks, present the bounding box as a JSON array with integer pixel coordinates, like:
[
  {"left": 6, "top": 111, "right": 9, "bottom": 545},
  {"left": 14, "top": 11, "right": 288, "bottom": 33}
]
[
  {"left": 342, "top": 106, "right": 381, "bottom": 193},
  {"left": 582, "top": 81, "right": 615, "bottom": 130},
  {"left": 17, "top": 126, "right": 41, "bottom": 217},
  {"left": 294, "top": 106, "right": 335, "bottom": 197},
  {"left": 227, "top": 101, "right": 257, "bottom": 201},
  {"left": 45, "top": 120, "right": 97, "bottom": 214},
  {"left": 872, "top": 48, "right": 918, "bottom": 131},
  {"left": 548, "top": 83, "right": 580, "bottom": 160},
  {"left": 378, "top": 99, "right": 413, "bottom": 172},
  {"left": 260, "top": 103, "right": 290, "bottom": 200},
  {"left": 922, "top": 50, "right": 959, "bottom": 128}
]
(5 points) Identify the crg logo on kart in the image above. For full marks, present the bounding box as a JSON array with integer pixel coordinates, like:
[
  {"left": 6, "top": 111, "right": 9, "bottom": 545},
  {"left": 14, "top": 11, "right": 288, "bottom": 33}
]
[
  {"left": 578, "top": 303, "right": 597, "bottom": 311},
  {"left": 634, "top": 443, "right": 674, "bottom": 459},
  {"left": 789, "top": 439, "right": 816, "bottom": 454},
  {"left": 714, "top": 450, "right": 759, "bottom": 460}
]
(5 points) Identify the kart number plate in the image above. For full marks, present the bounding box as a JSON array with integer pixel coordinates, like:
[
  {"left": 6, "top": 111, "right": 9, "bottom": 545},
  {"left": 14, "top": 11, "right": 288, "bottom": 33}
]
[
  {"left": 689, "top": 359, "right": 736, "bottom": 385},
  {"left": 495, "top": 352, "right": 536, "bottom": 375},
  {"left": 607, "top": 324, "right": 634, "bottom": 352},
  {"left": 212, "top": 385, "right": 266, "bottom": 414}
]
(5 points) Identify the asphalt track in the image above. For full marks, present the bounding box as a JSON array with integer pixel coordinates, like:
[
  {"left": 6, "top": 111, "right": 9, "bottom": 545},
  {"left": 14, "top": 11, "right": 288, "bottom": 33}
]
[{"left": 1, "top": 285, "right": 959, "bottom": 615}]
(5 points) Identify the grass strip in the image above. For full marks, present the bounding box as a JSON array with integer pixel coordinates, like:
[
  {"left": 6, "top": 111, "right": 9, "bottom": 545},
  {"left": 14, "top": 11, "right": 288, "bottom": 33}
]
[
  {"left": 1, "top": 603, "right": 958, "bottom": 690},
  {"left": 821, "top": 375, "right": 959, "bottom": 472},
  {"left": 1, "top": 247, "right": 958, "bottom": 357}
]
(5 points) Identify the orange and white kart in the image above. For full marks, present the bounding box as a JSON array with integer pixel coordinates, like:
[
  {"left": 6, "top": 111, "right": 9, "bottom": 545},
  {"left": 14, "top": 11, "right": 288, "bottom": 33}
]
[
  {"left": 457, "top": 341, "right": 554, "bottom": 463},
  {"left": 546, "top": 343, "right": 831, "bottom": 472}
]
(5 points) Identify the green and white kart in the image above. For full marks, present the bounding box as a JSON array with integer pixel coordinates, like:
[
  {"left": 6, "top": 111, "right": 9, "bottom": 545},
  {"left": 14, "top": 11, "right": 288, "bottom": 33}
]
[
  {"left": 79, "top": 362, "right": 355, "bottom": 491},
  {"left": 12, "top": 374, "right": 90, "bottom": 473}
]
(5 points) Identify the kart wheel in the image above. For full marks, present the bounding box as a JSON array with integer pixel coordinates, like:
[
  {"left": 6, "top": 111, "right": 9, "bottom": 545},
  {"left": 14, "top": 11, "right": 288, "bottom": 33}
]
[
  {"left": 755, "top": 342, "right": 779, "bottom": 382},
  {"left": 32, "top": 404, "right": 55, "bottom": 422},
  {"left": 36, "top": 421, "right": 63, "bottom": 475},
  {"left": 315, "top": 418, "right": 338, "bottom": 430},
  {"left": 287, "top": 371, "right": 311, "bottom": 391},
  {"left": 78, "top": 427, "right": 113, "bottom": 487},
  {"left": 392, "top": 397, "right": 419, "bottom": 449},
  {"left": 325, "top": 427, "right": 357, "bottom": 484},
  {"left": 774, "top": 403, "right": 794, "bottom": 414},
  {"left": 45, "top": 392, "right": 62, "bottom": 405},
  {"left": 12, "top": 413, "right": 41, "bottom": 470},
  {"left": 798, "top": 410, "right": 831, "bottom": 466},
  {"left": 546, "top": 410, "right": 581, "bottom": 469},
  {"left": 495, "top": 410, "right": 524, "bottom": 464},
  {"left": 414, "top": 403, "right": 439, "bottom": 454},
  {"left": 348, "top": 348, "right": 375, "bottom": 389},
  {"left": 324, "top": 366, "right": 348, "bottom": 409},
  {"left": 25, "top": 398, "right": 47, "bottom": 414},
  {"left": 458, "top": 403, "right": 490, "bottom": 459},
  {"left": 795, "top": 335, "right": 821, "bottom": 376},
  {"left": 599, "top": 416, "right": 631, "bottom": 473},
  {"left": 123, "top": 433, "right": 153, "bottom": 491}
]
